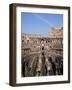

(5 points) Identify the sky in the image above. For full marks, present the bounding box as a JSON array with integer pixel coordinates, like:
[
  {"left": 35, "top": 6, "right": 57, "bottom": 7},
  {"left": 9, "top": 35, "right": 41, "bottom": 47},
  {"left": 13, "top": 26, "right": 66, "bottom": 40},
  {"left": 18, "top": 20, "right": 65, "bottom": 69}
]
[{"left": 21, "top": 12, "right": 63, "bottom": 36}]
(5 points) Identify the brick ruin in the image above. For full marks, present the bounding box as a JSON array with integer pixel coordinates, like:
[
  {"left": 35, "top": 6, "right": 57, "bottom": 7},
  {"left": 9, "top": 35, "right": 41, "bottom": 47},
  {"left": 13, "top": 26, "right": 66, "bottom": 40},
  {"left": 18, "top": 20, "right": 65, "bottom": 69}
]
[{"left": 21, "top": 27, "right": 63, "bottom": 77}]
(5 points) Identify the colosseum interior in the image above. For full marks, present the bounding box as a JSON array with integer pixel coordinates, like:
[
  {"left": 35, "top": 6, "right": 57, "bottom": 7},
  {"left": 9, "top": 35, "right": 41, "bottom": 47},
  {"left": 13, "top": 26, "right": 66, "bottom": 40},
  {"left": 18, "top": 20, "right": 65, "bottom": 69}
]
[{"left": 21, "top": 27, "right": 63, "bottom": 77}]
